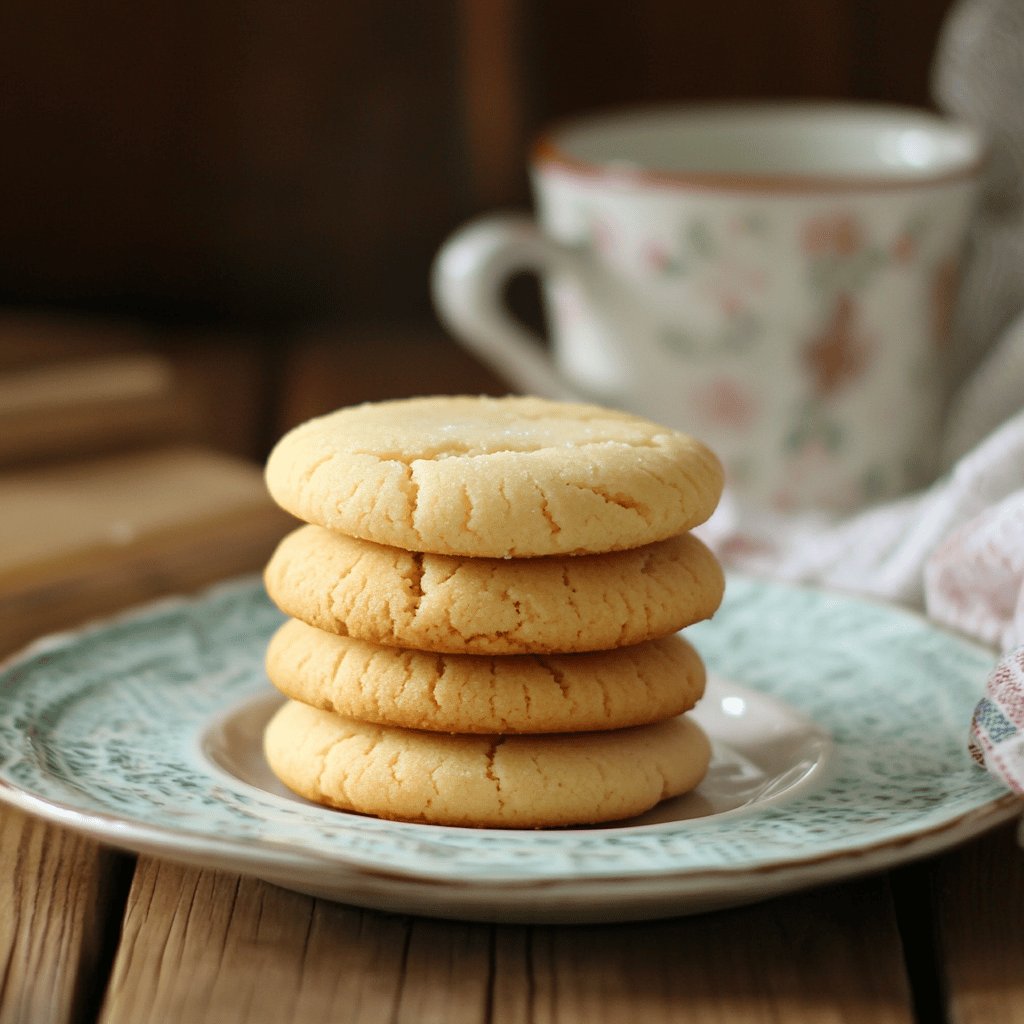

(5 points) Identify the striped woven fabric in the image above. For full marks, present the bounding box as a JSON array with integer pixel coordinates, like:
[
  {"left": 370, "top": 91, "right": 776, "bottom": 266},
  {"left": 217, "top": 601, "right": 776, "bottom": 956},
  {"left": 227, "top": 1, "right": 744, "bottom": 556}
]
[{"left": 969, "top": 647, "right": 1024, "bottom": 794}]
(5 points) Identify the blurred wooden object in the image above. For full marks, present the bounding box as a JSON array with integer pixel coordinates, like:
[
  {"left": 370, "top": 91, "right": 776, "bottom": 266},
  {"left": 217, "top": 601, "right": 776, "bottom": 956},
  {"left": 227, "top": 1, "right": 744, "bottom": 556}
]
[
  {"left": 156, "top": 332, "right": 277, "bottom": 459},
  {"left": 933, "top": 823, "right": 1024, "bottom": 1024},
  {"left": 0, "top": 353, "right": 187, "bottom": 466},
  {"left": 0, "top": 447, "right": 290, "bottom": 657},
  {"left": 0, "top": 3, "right": 466, "bottom": 326},
  {"left": 0, "top": 314, "right": 152, "bottom": 368},
  {"left": 0, "top": 0, "right": 955, "bottom": 331},
  {"left": 0, "top": 314, "right": 275, "bottom": 464},
  {"left": 458, "top": 0, "right": 530, "bottom": 208},
  {"left": 532, "top": 1, "right": 953, "bottom": 119}
]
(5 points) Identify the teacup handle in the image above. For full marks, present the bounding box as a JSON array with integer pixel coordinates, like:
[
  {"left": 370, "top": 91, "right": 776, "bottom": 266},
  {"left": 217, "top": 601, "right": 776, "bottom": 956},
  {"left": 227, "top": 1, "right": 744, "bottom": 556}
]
[{"left": 431, "top": 214, "right": 587, "bottom": 401}]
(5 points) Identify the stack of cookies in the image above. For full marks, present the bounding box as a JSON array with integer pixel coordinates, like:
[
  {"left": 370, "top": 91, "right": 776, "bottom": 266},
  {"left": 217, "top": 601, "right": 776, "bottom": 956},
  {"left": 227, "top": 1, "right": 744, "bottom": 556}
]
[{"left": 261, "top": 395, "right": 725, "bottom": 829}]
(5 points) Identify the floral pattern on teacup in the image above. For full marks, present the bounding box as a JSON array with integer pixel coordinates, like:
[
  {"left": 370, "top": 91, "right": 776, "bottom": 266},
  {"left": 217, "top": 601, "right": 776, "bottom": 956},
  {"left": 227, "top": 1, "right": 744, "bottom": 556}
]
[
  {"left": 803, "top": 209, "right": 932, "bottom": 305},
  {"left": 646, "top": 212, "right": 771, "bottom": 283},
  {"left": 802, "top": 212, "right": 862, "bottom": 255},
  {"left": 805, "top": 219, "right": 883, "bottom": 299},
  {"left": 641, "top": 240, "right": 677, "bottom": 274},
  {"left": 691, "top": 377, "right": 759, "bottom": 431},
  {"left": 642, "top": 213, "right": 772, "bottom": 358},
  {"left": 559, "top": 198, "right": 961, "bottom": 514},
  {"left": 802, "top": 293, "right": 873, "bottom": 398}
]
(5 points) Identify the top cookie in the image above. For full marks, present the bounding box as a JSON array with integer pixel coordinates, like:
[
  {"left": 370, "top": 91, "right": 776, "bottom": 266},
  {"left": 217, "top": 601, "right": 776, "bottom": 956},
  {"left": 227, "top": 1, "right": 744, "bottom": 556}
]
[{"left": 265, "top": 395, "right": 723, "bottom": 557}]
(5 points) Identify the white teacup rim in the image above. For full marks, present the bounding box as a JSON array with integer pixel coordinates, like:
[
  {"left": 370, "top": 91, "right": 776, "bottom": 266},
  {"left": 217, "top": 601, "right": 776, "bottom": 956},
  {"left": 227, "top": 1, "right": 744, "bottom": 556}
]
[{"left": 533, "top": 100, "right": 986, "bottom": 192}]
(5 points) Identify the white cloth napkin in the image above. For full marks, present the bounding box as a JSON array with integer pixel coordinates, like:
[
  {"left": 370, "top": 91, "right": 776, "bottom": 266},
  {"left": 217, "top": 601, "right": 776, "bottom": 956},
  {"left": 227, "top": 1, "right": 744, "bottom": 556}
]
[
  {"left": 699, "top": 411, "right": 1024, "bottom": 795},
  {"left": 698, "top": 0, "right": 1024, "bottom": 795}
]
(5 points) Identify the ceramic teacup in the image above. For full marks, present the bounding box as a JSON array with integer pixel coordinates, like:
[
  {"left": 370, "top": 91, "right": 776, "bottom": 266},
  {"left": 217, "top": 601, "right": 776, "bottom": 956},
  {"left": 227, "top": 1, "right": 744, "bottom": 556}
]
[{"left": 433, "top": 103, "right": 985, "bottom": 514}]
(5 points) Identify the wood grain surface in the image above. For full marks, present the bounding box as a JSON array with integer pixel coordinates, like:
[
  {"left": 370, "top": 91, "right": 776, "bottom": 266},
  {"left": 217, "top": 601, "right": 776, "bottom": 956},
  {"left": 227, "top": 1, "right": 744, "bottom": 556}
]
[
  {"left": 0, "top": 0, "right": 954, "bottom": 327},
  {"left": 0, "top": 810, "right": 131, "bottom": 1024},
  {"left": 97, "top": 861, "right": 917, "bottom": 1024},
  {"left": 5, "top": 788, "right": 1023, "bottom": 1024},
  {"left": 0, "top": 447, "right": 291, "bottom": 656},
  {"left": 934, "top": 823, "right": 1024, "bottom": 1024}
]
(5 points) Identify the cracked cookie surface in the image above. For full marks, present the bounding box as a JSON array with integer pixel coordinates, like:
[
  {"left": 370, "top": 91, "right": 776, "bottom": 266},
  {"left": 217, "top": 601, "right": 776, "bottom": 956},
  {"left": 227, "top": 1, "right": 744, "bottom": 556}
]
[
  {"left": 264, "top": 524, "right": 724, "bottom": 654},
  {"left": 264, "top": 700, "right": 712, "bottom": 828},
  {"left": 266, "top": 618, "right": 706, "bottom": 733},
  {"left": 265, "top": 395, "right": 723, "bottom": 557}
]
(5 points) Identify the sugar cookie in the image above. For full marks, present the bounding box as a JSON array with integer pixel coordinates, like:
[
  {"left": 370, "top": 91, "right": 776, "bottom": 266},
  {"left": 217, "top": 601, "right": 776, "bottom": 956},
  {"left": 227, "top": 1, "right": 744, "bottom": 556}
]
[
  {"left": 266, "top": 618, "right": 706, "bottom": 733},
  {"left": 264, "top": 524, "right": 723, "bottom": 654},
  {"left": 264, "top": 700, "right": 711, "bottom": 828},
  {"left": 265, "top": 395, "right": 723, "bottom": 557}
]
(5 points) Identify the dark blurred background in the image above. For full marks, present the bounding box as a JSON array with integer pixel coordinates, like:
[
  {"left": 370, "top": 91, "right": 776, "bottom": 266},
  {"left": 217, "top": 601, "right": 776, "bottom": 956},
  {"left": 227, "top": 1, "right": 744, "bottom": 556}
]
[
  {"left": 0, "top": 0, "right": 962, "bottom": 651},
  {"left": 0, "top": 0, "right": 956, "bottom": 458}
]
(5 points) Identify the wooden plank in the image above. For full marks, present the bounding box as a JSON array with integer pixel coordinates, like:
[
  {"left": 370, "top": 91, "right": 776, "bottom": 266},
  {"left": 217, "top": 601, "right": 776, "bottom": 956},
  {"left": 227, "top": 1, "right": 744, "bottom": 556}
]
[
  {"left": 457, "top": 0, "right": 531, "bottom": 208},
  {"left": 0, "top": 807, "right": 132, "bottom": 1024},
  {"left": 532, "top": 0, "right": 951, "bottom": 118},
  {"left": 99, "top": 861, "right": 496, "bottom": 1024},
  {"left": 0, "top": 354, "right": 189, "bottom": 468},
  {"left": 0, "top": 315, "right": 276, "bottom": 465},
  {"left": 0, "top": 314, "right": 150, "bottom": 371},
  {"left": 160, "top": 335, "right": 278, "bottom": 460},
  {"left": 534, "top": 0, "right": 858, "bottom": 119},
  {"left": 0, "top": 448, "right": 291, "bottom": 656},
  {"left": 396, "top": 920, "right": 492, "bottom": 1024},
  {"left": 0, "top": 0, "right": 467, "bottom": 324},
  {"left": 101, "top": 861, "right": 914, "bottom": 1024},
  {"left": 496, "top": 879, "right": 914, "bottom": 1024},
  {"left": 933, "top": 824, "right": 1024, "bottom": 1024}
]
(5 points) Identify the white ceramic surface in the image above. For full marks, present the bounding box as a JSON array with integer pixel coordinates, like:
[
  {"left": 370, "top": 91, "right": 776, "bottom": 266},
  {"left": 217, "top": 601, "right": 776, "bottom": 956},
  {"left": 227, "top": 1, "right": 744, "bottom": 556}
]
[
  {"left": 0, "top": 575, "right": 1016, "bottom": 923},
  {"left": 433, "top": 102, "right": 988, "bottom": 514}
]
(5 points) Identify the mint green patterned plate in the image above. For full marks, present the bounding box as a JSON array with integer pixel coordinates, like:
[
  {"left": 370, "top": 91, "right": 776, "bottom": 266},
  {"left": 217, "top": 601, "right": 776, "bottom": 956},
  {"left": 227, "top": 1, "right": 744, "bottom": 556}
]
[{"left": 0, "top": 575, "right": 1015, "bottom": 923}]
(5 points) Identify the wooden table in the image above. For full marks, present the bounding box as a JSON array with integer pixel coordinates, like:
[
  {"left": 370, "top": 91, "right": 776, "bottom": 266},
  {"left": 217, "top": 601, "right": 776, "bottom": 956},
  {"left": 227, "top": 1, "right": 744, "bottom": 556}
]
[
  {"left": 0, "top": 807, "right": 1021, "bottom": 1024},
  {"left": 1, "top": 466, "right": 1023, "bottom": 1024}
]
